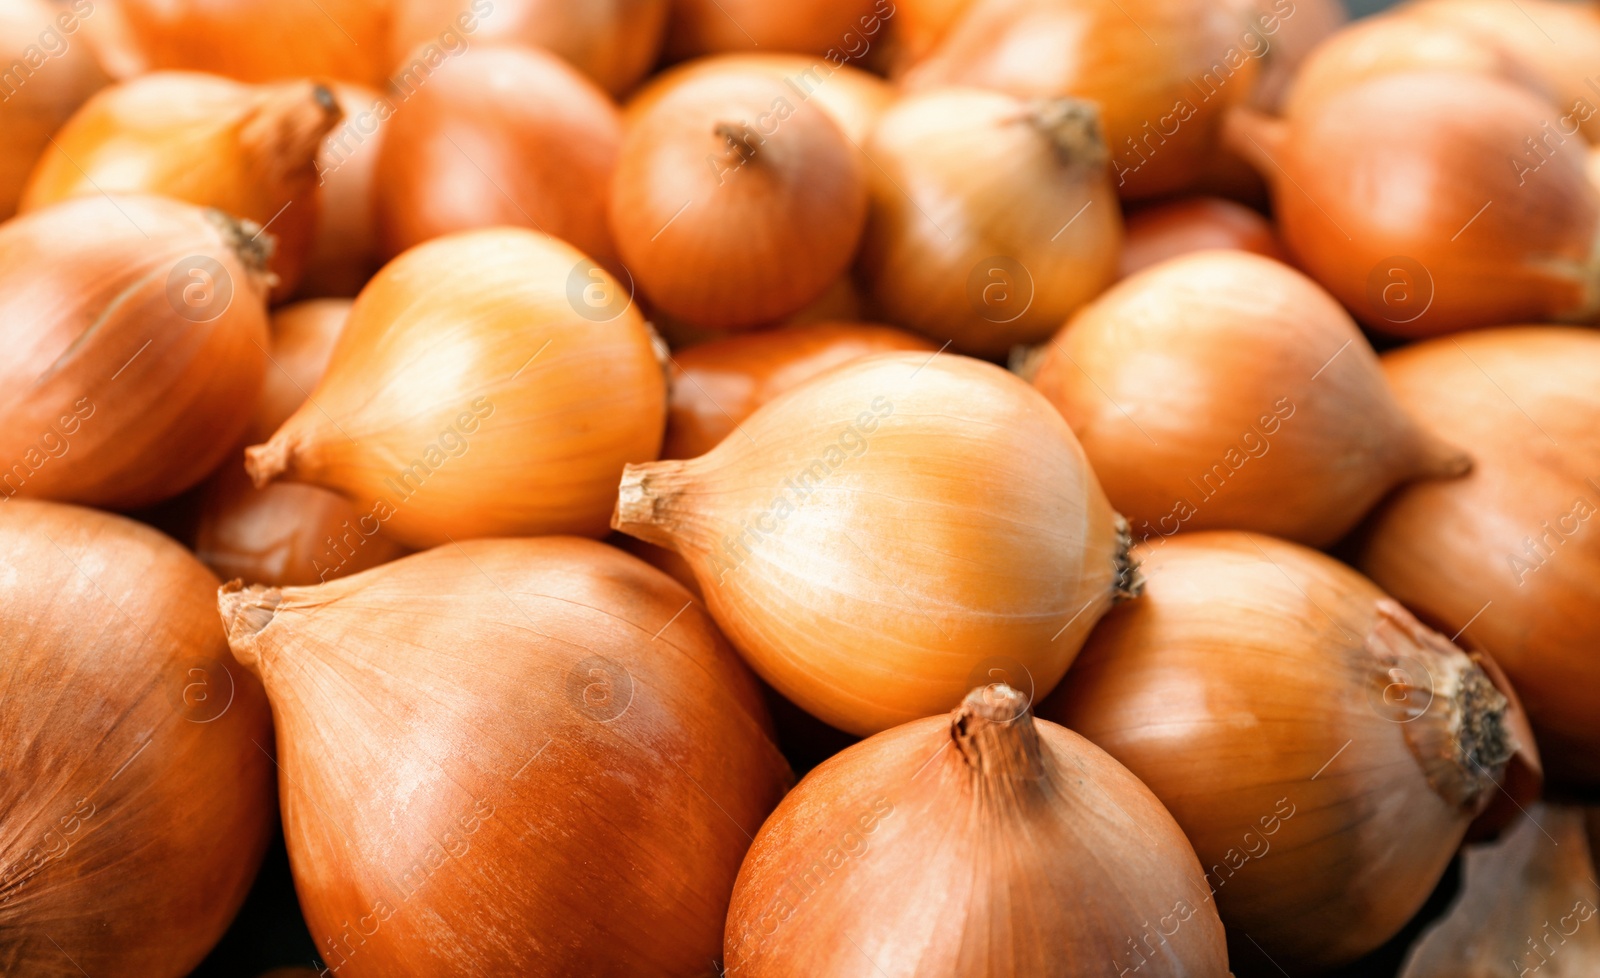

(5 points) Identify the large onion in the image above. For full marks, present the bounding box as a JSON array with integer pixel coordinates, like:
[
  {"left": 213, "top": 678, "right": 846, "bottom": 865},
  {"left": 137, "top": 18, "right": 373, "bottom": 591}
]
[{"left": 0, "top": 0, "right": 107, "bottom": 219}]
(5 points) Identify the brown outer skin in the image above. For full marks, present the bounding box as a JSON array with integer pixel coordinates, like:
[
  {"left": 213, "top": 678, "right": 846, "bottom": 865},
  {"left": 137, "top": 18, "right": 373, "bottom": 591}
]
[
  {"left": 724, "top": 693, "right": 1230, "bottom": 977},
  {"left": 1040, "top": 532, "right": 1517, "bottom": 972},
  {"left": 218, "top": 537, "right": 792, "bottom": 978},
  {"left": 1031, "top": 250, "right": 1466, "bottom": 547},
  {"left": 374, "top": 43, "right": 622, "bottom": 264},
  {"left": 299, "top": 84, "right": 387, "bottom": 298},
  {"left": 0, "top": 194, "right": 269, "bottom": 510},
  {"left": 663, "top": 321, "right": 937, "bottom": 459},
  {"left": 665, "top": 0, "right": 883, "bottom": 58},
  {"left": 1354, "top": 327, "right": 1600, "bottom": 788},
  {"left": 1117, "top": 196, "right": 1283, "bottom": 278},
  {"left": 0, "top": 501, "right": 275, "bottom": 977}
]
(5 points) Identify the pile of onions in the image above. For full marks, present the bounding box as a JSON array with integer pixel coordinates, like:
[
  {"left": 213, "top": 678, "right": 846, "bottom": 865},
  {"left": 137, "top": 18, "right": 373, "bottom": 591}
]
[
  {"left": 0, "top": 194, "right": 269, "bottom": 509},
  {"left": 20, "top": 72, "right": 342, "bottom": 297},
  {"left": 0, "top": 500, "right": 274, "bottom": 977},
  {"left": 1040, "top": 532, "right": 1535, "bottom": 973},
  {"left": 0, "top": 0, "right": 107, "bottom": 219},
  {"left": 217, "top": 537, "right": 792, "bottom": 976},
  {"left": 904, "top": 0, "right": 1258, "bottom": 199},
  {"left": 725, "top": 684, "right": 1229, "bottom": 976},
  {"left": 612, "top": 352, "right": 1139, "bottom": 735},
  {"left": 611, "top": 68, "right": 868, "bottom": 330},
  {"left": 1117, "top": 196, "right": 1282, "bottom": 279},
  {"left": 299, "top": 84, "right": 387, "bottom": 298},
  {"left": 1030, "top": 250, "right": 1468, "bottom": 547},
  {"left": 856, "top": 87, "right": 1123, "bottom": 357},
  {"left": 245, "top": 228, "right": 665, "bottom": 549},
  {"left": 374, "top": 44, "right": 621, "bottom": 263},
  {"left": 665, "top": 0, "right": 886, "bottom": 58},
  {"left": 1227, "top": 72, "right": 1600, "bottom": 336},
  {"left": 1355, "top": 327, "right": 1600, "bottom": 788}
]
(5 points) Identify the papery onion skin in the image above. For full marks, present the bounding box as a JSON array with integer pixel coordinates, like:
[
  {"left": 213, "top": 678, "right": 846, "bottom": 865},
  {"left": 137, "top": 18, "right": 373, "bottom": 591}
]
[
  {"left": 1354, "top": 327, "right": 1600, "bottom": 788},
  {"left": 299, "top": 84, "right": 387, "bottom": 298},
  {"left": 1041, "top": 532, "right": 1527, "bottom": 972},
  {"left": 663, "top": 321, "right": 937, "bottom": 459},
  {"left": 0, "top": 194, "right": 269, "bottom": 509},
  {"left": 665, "top": 0, "right": 886, "bottom": 58},
  {"left": 0, "top": 500, "right": 275, "bottom": 978},
  {"left": 374, "top": 43, "right": 621, "bottom": 264},
  {"left": 1031, "top": 250, "right": 1468, "bottom": 547},
  {"left": 246, "top": 228, "right": 666, "bottom": 550},
  {"left": 725, "top": 685, "right": 1230, "bottom": 977},
  {"left": 613, "top": 352, "right": 1138, "bottom": 736},
  {"left": 217, "top": 537, "right": 791, "bottom": 978},
  {"left": 1117, "top": 196, "right": 1282, "bottom": 278}
]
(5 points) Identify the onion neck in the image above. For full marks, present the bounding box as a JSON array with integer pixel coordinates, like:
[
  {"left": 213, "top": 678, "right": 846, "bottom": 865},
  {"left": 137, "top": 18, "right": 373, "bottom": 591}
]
[
  {"left": 1221, "top": 106, "right": 1287, "bottom": 182},
  {"left": 1027, "top": 97, "right": 1108, "bottom": 170},
  {"left": 205, "top": 208, "right": 276, "bottom": 298},
  {"left": 239, "top": 81, "right": 342, "bottom": 183},
  {"left": 1111, "top": 513, "right": 1144, "bottom": 602},
  {"left": 612, "top": 461, "right": 690, "bottom": 549},
  {"left": 952, "top": 685, "right": 1045, "bottom": 780},
  {"left": 244, "top": 434, "right": 296, "bottom": 488},
  {"left": 713, "top": 121, "right": 763, "bottom": 169},
  {"left": 217, "top": 580, "right": 285, "bottom": 678}
]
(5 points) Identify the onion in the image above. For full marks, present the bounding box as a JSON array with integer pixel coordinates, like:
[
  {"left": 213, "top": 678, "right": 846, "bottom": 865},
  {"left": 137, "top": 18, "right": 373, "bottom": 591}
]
[
  {"left": 1354, "top": 327, "right": 1600, "bottom": 788},
  {"left": 1030, "top": 250, "right": 1468, "bottom": 547},
  {"left": 610, "top": 68, "right": 868, "bottom": 330},
  {"left": 20, "top": 71, "right": 342, "bottom": 299},
  {"left": 905, "top": 0, "right": 1259, "bottom": 199},
  {"left": 115, "top": 0, "right": 392, "bottom": 85},
  {"left": 0, "top": 194, "right": 270, "bottom": 510},
  {"left": 217, "top": 537, "right": 791, "bottom": 976},
  {"left": 1227, "top": 72, "right": 1600, "bottom": 337},
  {"left": 0, "top": 0, "right": 107, "bottom": 219},
  {"left": 0, "top": 499, "right": 275, "bottom": 976},
  {"left": 612, "top": 351, "right": 1138, "bottom": 735},
  {"left": 391, "top": 0, "right": 670, "bottom": 96},
  {"left": 886, "top": 0, "right": 976, "bottom": 68},
  {"left": 725, "top": 684, "right": 1230, "bottom": 976},
  {"left": 1232, "top": 0, "right": 1345, "bottom": 111},
  {"left": 856, "top": 87, "right": 1123, "bottom": 357},
  {"left": 1040, "top": 531, "right": 1534, "bottom": 973},
  {"left": 246, "top": 228, "right": 666, "bottom": 550},
  {"left": 299, "top": 84, "right": 387, "bottom": 298},
  {"left": 1118, "top": 196, "right": 1282, "bottom": 278},
  {"left": 374, "top": 43, "right": 622, "bottom": 264},
  {"left": 663, "top": 320, "right": 938, "bottom": 459},
  {"left": 665, "top": 0, "right": 887, "bottom": 58}
]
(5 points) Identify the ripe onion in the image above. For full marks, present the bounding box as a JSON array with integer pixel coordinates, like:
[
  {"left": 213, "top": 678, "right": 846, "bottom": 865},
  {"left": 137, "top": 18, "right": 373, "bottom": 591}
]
[
  {"left": 610, "top": 68, "right": 868, "bottom": 330},
  {"left": 856, "top": 87, "right": 1123, "bottom": 357},
  {"left": 20, "top": 72, "right": 342, "bottom": 298},
  {"left": 1227, "top": 72, "right": 1600, "bottom": 336},
  {"left": 1030, "top": 250, "right": 1468, "bottom": 547},
  {"left": 0, "top": 0, "right": 107, "bottom": 219},
  {"left": 664, "top": 321, "right": 937, "bottom": 459},
  {"left": 374, "top": 43, "right": 621, "bottom": 264},
  {"left": 1117, "top": 196, "right": 1282, "bottom": 278},
  {"left": 665, "top": 0, "right": 886, "bottom": 58},
  {"left": 0, "top": 500, "right": 275, "bottom": 977},
  {"left": 115, "top": 0, "right": 392, "bottom": 85},
  {"left": 299, "top": 84, "right": 387, "bottom": 298},
  {"left": 246, "top": 228, "right": 666, "bottom": 549},
  {"left": 1040, "top": 531, "right": 1533, "bottom": 973},
  {"left": 217, "top": 537, "right": 792, "bottom": 977},
  {"left": 0, "top": 194, "right": 269, "bottom": 509},
  {"left": 613, "top": 352, "right": 1138, "bottom": 735},
  {"left": 725, "top": 685, "right": 1230, "bottom": 977},
  {"left": 1354, "top": 327, "right": 1600, "bottom": 788}
]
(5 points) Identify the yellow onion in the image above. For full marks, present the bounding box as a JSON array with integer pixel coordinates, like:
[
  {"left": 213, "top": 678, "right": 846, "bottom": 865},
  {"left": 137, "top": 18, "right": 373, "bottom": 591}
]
[
  {"left": 1354, "top": 327, "right": 1600, "bottom": 788},
  {"left": 905, "top": 0, "right": 1260, "bottom": 199},
  {"left": 665, "top": 0, "right": 889, "bottom": 59},
  {"left": 1118, "top": 196, "right": 1282, "bottom": 278},
  {"left": 21, "top": 71, "right": 342, "bottom": 298},
  {"left": 0, "top": 500, "right": 275, "bottom": 977},
  {"left": 613, "top": 351, "right": 1138, "bottom": 735},
  {"left": 725, "top": 684, "right": 1229, "bottom": 977},
  {"left": 1040, "top": 531, "right": 1534, "bottom": 973},
  {"left": 299, "top": 84, "right": 387, "bottom": 298},
  {"left": 374, "top": 43, "right": 621, "bottom": 264},
  {"left": 246, "top": 228, "right": 666, "bottom": 550},
  {"left": 1030, "top": 250, "right": 1468, "bottom": 547},
  {"left": 217, "top": 537, "right": 792, "bottom": 977},
  {"left": 856, "top": 87, "right": 1123, "bottom": 357},
  {"left": 0, "top": 0, "right": 107, "bottom": 219},
  {"left": 0, "top": 194, "right": 270, "bottom": 509}
]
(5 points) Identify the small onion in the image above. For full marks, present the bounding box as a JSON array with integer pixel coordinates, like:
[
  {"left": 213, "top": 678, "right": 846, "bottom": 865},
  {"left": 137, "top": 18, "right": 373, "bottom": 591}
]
[
  {"left": 1118, "top": 196, "right": 1282, "bottom": 278},
  {"left": 115, "top": 0, "right": 392, "bottom": 85},
  {"left": 0, "top": 0, "right": 107, "bottom": 219},
  {"left": 665, "top": 0, "right": 887, "bottom": 58},
  {"left": 725, "top": 685, "right": 1230, "bottom": 977},
  {"left": 299, "top": 84, "right": 388, "bottom": 298},
  {"left": 217, "top": 537, "right": 791, "bottom": 977}
]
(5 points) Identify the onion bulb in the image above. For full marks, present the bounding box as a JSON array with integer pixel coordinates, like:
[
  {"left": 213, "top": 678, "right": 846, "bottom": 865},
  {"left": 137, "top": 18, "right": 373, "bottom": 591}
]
[
  {"left": 725, "top": 684, "right": 1230, "bottom": 977},
  {"left": 1227, "top": 72, "right": 1600, "bottom": 336},
  {"left": 1030, "top": 250, "right": 1468, "bottom": 547},
  {"left": 0, "top": 194, "right": 270, "bottom": 509},
  {"left": 665, "top": 0, "right": 886, "bottom": 58},
  {"left": 21, "top": 71, "right": 342, "bottom": 298},
  {"left": 1040, "top": 531, "right": 1533, "bottom": 973},
  {"left": 374, "top": 43, "right": 621, "bottom": 264},
  {"left": 1354, "top": 327, "right": 1600, "bottom": 788},
  {"left": 0, "top": 0, "right": 107, "bottom": 220},
  {"left": 246, "top": 228, "right": 665, "bottom": 550},
  {"left": 115, "top": 0, "right": 392, "bottom": 85},
  {"left": 1118, "top": 196, "right": 1282, "bottom": 278},
  {"left": 217, "top": 537, "right": 791, "bottom": 977},
  {"left": 0, "top": 500, "right": 275, "bottom": 977},
  {"left": 610, "top": 68, "right": 868, "bottom": 330},
  {"left": 856, "top": 87, "right": 1123, "bottom": 357},
  {"left": 299, "top": 84, "right": 387, "bottom": 298},
  {"left": 664, "top": 321, "right": 938, "bottom": 459},
  {"left": 613, "top": 351, "right": 1138, "bottom": 735}
]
